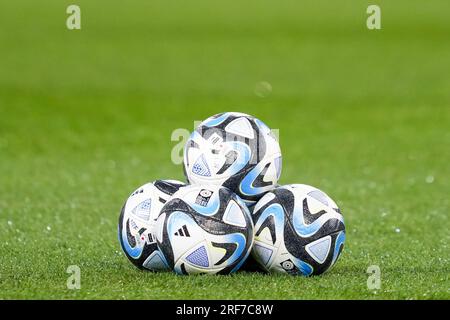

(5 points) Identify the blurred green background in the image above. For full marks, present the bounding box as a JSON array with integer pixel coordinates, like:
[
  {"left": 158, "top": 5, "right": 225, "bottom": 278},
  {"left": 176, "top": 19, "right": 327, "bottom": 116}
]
[{"left": 0, "top": 0, "right": 449, "bottom": 299}]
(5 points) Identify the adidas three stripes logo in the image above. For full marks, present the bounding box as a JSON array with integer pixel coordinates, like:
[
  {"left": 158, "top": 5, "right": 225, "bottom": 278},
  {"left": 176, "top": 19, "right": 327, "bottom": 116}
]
[{"left": 174, "top": 225, "right": 190, "bottom": 237}]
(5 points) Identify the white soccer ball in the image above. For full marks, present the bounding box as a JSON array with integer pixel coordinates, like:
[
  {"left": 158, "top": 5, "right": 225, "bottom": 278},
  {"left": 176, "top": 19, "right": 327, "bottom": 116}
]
[
  {"left": 155, "top": 184, "right": 254, "bottom": 275},
  {"left": 183, "top": 112, "right": 282, "bottom": 206},
  {"left": 118, "top": 179, "right": 185, "bottom": 271},
  {"left": 251, "top": 184, "right": 346, "bottom": 276}
]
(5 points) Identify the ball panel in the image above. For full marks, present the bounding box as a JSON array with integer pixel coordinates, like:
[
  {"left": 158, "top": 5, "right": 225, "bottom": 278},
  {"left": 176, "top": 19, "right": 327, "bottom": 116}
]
[
  {"left": 164, "top": 211, "right": 206, "bottom": 271},
  {"left": 155, "top": 185, "right": 254, "bottom": 275},
  {"left": 224, "top": 116, "right": 255, "bottom": 139},
  {"left": 118, "top": 205, "right": 155, "bottom": 268},
  {"left": 251, "top": 184, "right": 346, "bottom": 276},
  {"left": 118, "top": 180, "right": 185, "bottom": 271}
]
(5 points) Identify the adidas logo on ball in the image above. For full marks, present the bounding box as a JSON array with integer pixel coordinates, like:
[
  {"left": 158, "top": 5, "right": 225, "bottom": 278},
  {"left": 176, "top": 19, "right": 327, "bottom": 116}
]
[{"left": 174, "top": 225, "right": 190, "bottom": 237}]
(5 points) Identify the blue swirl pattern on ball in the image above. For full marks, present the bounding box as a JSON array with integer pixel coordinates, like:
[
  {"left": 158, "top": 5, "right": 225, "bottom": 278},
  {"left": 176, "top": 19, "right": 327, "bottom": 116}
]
[
  {"left": 118, "top": 180, "right": 185, "bottom": 271},
  {"left": 155, "top": 185, "right": 254, "bottom": 275},
  {"left": 251, "top": 184, "right": 346, "bottom": 276},
  {"left": 183, "top": 112, "right": 282, "bottom": 206}
]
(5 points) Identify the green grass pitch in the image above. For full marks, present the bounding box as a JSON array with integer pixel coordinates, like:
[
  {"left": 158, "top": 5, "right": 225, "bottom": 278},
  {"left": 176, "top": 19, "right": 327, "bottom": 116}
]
[{"left": 0, "top": 0, "right": 449, "bottom": 299}]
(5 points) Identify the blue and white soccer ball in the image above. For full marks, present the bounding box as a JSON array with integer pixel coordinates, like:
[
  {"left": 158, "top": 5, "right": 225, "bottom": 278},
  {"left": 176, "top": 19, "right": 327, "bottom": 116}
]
[
  {"left": 118, "top": 180, "right": 185, "bottom": 271},
  {"left": 251, "top": 184, "right": 346, "bottom": 276},
  {"left": 183, "top": 112, "right": 282, "bottom": 206},
  {"left": 155, "top": 184, "right": 254, "bottom": 275}
]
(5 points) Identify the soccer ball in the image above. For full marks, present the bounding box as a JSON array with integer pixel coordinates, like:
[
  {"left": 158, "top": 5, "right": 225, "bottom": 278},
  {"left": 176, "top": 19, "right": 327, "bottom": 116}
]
[
  {"left": 118, "top": 179, "right": 185, "bottom": 271},
  {"left": 155, "top": 184, "right": 254, "bottom": 275},
  {"left": 251, "top": 184, "right": 346, "bottom": 276},
  {"left": 183, "top": 112, "right": 282, "bottom": 206}
]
